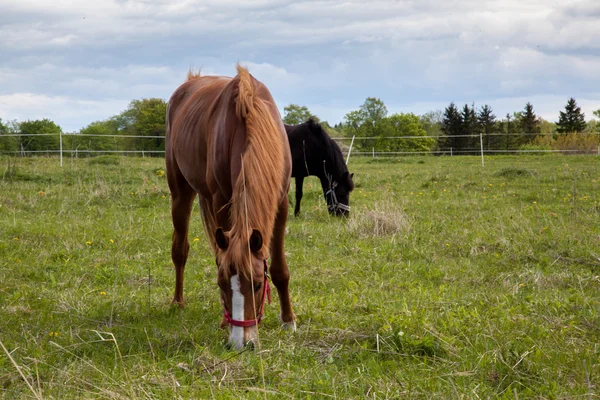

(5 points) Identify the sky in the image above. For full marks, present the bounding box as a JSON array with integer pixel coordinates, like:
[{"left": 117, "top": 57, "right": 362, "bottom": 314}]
[{"left": 1, "top": 0, "right": 599, "bottom": 132}]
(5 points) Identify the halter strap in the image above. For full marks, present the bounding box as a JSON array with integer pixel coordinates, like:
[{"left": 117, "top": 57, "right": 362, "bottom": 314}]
[
  {"left": 223, "top": 260, "right": 272, "bottom": 328},
  {"left": 323, "top": 160, "right": 351, "bottom": 213}
]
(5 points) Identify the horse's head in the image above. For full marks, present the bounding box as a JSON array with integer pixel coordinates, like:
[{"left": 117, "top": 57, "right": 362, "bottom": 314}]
[
  {"left": 326, "top": 171, "right": 355, "bottom": 217},
  {"left": 215, "top": 228, "right": 270, "bottom": 350}
]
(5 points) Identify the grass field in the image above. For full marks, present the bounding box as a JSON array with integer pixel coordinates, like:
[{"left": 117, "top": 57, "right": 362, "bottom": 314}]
[{"left": 0, "top": 154, "right": 599, "bottom": 399}]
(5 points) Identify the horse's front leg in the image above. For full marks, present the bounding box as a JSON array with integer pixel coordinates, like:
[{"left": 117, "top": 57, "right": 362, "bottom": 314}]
[
  {"left": 270, "top": 198, "right": 296, "bottom": 330},
  {"left": 294, "top": 176, "right": 304, "bottom": 216}
]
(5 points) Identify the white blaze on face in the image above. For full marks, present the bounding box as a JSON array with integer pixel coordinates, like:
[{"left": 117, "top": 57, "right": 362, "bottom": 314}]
[{"left": 229, "top": 274, "right": 245, "bottom": 349}]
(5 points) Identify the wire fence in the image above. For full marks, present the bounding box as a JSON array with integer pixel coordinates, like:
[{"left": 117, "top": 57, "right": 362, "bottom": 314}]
[{"left": 1, "top": 132, "right": 599, "bottom": 166}]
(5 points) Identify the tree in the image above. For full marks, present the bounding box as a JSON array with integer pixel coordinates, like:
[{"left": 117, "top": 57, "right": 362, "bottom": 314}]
[
  {"left": 539, "top": 118, "right": 556, "bottom": 135},
  {"left": 477, "top": 105, "right": 496, "bottom": 150},
  {"left": 419, "top": 110, "right": 443, "bottom": 138},
  {"left": 382, "top": 113, "right": 435, "bottom": 152},
  {"left": 440, "top": 102, "right": 463, "bottom": 153},
  {"left": 585, "top": 120, "right": 598, "bottom": 133},
  {"left": 343, "top": 97, "right": 388, "bottom": 150},
  {"left": 0, "top": 118, "right": 17, "bottom": 153},
  {"left": 557, "top": 98, "right": 586, "bottom": 133},
  {"left": 115, "top": 98, "right": 168, "bottom": 154},
  {"left": 461, "top": 103, "right": 478, "bottom": 152},
  {"left": 343, "top": 110, "right": 367, "bottom": 142},
  {"left": 519, "top": 102, "right": 540, "bottom": 143},
  {"left": 71, "top": 119, "right": 120, "bottom": 153},
  {"left": 283, "top": 104, "right": 317, "bottom": 125},
  {"left": 360, "top": 97, "right": 388, "bottom": 123},
  {"left": 18, "top": 119, "right": 62, "bottom": 153}
]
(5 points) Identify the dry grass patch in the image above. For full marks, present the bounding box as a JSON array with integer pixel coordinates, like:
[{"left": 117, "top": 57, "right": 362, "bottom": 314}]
[{"left": 347, "top": 201, "right": 412, "bottom": 238}]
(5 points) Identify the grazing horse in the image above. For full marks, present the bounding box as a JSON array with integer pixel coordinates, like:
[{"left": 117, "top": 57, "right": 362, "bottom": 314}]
[
  {"left": 284, "top": 118, "right": 354, "bottom": 216},
  {"left": 165, "top": 65, "right": 296, "bottom": 349}
]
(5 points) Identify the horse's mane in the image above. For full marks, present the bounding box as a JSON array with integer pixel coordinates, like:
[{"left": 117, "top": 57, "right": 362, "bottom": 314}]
[
  {"left": 306, "top": 118, "right": 348, "bottom": 180},
  {"left": 222, "top": 64, "right": 286, "bottom": 277},
  {"left": 187, "top": 69, "right": 201, "bottom": 81}
]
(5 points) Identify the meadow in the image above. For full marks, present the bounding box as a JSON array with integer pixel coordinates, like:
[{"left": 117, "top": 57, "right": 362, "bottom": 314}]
[{"left": 0, "top": 154, "right": 598, "bottom": 399}]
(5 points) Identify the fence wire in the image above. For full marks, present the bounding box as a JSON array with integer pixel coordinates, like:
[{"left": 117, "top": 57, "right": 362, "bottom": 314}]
[{"left": 1, "top": 132, "right": 599, "bottom": 160}]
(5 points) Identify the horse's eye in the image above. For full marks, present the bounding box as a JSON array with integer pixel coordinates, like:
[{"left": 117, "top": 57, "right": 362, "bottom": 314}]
[{"left": 253, "top": 281, "right": 262, "bottom": 293}]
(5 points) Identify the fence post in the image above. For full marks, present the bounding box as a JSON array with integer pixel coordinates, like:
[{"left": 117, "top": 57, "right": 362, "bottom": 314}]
[
  {"left": 59, "top": 131, "right": 63, "bottom": 167},
  {"left": 372, "top": 147, "right": 375, "bottom": 158},
  {"left": 450, "top": 147, "right": 453, "bottom": 157},
  {"left": 346, "top": 135, "right": 355, "bottom": 164},
  {"left": 479, "top": 131, "right": 484, "bottom": 167}
]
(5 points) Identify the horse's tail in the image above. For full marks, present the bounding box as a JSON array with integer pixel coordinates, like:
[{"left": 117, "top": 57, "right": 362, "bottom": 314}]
[{"left": 230, "top": 64, "right": 286, "bottom": 258}]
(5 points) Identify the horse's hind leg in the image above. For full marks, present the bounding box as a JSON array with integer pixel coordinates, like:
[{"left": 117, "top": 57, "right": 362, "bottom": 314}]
[
  {"left": 168, "top": 168, "right": 196, "bottom": 307},
  {"left": 270, "top": 198, "right": 296, "bottom": 330}
]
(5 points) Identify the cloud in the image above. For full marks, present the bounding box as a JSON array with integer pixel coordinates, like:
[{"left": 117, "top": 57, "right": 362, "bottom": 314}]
[
  {"left": 0, "top": 93, "right": 129, "bottom": 131},
  {"left": 1, "top": 0, "right": 599, "bottom": 130}
]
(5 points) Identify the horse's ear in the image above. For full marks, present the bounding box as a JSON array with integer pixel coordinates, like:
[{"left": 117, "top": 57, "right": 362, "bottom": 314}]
[
  {"left": 215, "top": 228, "right": 229, "bottom": 250},
  {"left": 249, "top": 229, "right": 263, "bottom": 254},
  {"left": 346, "top": 172, "right": 355, "bottom": 190}
]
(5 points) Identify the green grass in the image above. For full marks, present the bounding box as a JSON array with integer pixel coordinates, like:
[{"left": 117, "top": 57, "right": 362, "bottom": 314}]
[{"left": 1, "top": 154, "right": 599, "bottom": 398}]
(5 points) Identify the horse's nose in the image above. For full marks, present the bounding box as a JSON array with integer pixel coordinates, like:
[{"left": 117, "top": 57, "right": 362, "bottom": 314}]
[
  {"left": 336, "top": 208, "right": 349, "bottom": 217},
  {"left": 228, "top": 326, "right": 258, "bottom": 350}
]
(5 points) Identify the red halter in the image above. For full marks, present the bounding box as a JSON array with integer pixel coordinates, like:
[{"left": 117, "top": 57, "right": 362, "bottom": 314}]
[{"left": 223, "top": 260, "right": 272, "bottom": 327}]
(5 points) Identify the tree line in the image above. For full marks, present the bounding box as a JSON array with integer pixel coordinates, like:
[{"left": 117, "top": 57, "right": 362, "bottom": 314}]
[
  {"left": 1, "top": 96, "right": 599, "bottom": 156},
  {"left": 0, "top": 98, "right": 167, "bottom": 155},
  {"left": 283, "top": 98, "right": 599, "bottom": 154}
]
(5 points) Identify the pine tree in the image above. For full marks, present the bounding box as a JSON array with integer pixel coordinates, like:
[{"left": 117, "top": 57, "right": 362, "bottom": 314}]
[
  {"left": 519, "top": 102, "right": 540, "bottom": 143},
  {"left": 460, "top": 104, "right": 477, "bottom": 153},
  {"left": 440, "top": 102, "right": 462, "bottom": 153},
  {"left": 477, "top": 105, "right": 496, "bottom": 150},
  {"left": 557, "top": 98, "right": 586, "bottom": 133},
  {"left": 504, "top": 113, "right": 512, "bottom": 151}
]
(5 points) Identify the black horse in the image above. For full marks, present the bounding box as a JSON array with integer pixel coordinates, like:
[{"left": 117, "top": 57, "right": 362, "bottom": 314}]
[{"left": 284, "top": 118, "right": 354, "bottom": 216}]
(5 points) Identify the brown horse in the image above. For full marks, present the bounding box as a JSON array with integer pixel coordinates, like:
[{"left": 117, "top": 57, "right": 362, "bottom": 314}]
[{"left": 165, "top": 65, "right": 296, "bottom": 349}]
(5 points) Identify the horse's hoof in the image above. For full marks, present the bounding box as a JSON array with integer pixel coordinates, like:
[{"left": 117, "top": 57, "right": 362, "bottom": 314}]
[
  {"left": 281, "top": 316, "right": 296, "bottom": 332},
  {"left": 171, "top": 299, "right": 185, "bottom": 308}
]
